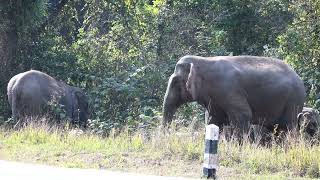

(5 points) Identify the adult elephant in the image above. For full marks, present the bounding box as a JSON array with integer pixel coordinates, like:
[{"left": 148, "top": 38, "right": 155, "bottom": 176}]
[
  {"left": 162, "top": 55, "right": 306, "bottom": 136},
  {"left": 7, "top": 70, "right": 89, "bottom": 127}
]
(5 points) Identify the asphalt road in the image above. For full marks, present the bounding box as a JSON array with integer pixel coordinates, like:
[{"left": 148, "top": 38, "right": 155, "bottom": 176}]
[{"left": 0, "top": 160, "right": 194, "bottom": 180}]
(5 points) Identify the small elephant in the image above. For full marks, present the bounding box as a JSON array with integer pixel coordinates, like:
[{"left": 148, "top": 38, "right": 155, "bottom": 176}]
[
  {"left": 7, "top": 70, "right": 89, "bottom": 127},
  {"left": 162, "top": 55, "right": 306, "bottom": 137},
  {"left": 297, "top": 107, "right": 320, "bottom": 136}
]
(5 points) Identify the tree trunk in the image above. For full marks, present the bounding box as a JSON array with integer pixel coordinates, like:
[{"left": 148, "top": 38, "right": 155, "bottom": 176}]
[
  {"left": 0, "top": 2, "right": 18, "bottom": 117},
  {"left": 0, "top": 4, "right": 18, "bottom": 83}
]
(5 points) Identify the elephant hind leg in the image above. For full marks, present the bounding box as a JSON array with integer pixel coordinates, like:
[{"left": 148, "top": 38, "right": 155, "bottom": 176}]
[
  {"left": 11, "top": 92, "right": 27, "bottom": 128},
  {"left": 11, "top": 90, "right": 21, "bottom": 120}
]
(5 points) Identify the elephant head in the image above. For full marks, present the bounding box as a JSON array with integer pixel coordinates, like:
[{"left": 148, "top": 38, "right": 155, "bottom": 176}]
[
  {"left": 297, "top": 107, "right": 320, "bottom": 136},
  {"left": 162, "top": 60, "right": 201, "bottom": 127}
]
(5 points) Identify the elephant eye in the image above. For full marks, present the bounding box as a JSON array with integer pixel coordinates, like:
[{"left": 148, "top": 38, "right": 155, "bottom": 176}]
[
  {"left": 172, "top": 78, "right": 177, "bottom": 84},
  {"left": 169, "top": 78, "right": 179, "bottom": 90}
]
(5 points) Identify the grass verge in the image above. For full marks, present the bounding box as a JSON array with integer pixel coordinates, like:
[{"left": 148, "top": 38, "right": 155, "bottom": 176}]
[{"left": 0, "top": 124, "right": 319, "bottom": 179}]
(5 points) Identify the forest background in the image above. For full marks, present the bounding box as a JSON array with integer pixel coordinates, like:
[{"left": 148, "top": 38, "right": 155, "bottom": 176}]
[{"left": 0, "top": 0, "right": 320, "bottom": 134}]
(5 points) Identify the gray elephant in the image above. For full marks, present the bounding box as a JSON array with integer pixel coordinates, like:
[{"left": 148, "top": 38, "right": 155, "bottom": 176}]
[
  {"left": 163, "top": 55, "right": 306, "bottom": 136},
  {"left": 297, "top": 107, "right": 320, "bottom": 136},
  {"left": 7, "top": 70, "right": 89, "bottom": 127}
]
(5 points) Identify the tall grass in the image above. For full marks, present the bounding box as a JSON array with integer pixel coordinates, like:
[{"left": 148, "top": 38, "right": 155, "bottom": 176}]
[{"left": 0, "top": 121, "right": 319, "bottom": 179}]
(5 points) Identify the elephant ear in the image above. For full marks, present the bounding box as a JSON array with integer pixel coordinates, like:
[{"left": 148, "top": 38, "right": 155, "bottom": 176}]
[
  {"left": 186, "top": 63, "right": 201, "bottom": 100},
  {"left": 73, "top": 91, "right": 89, "bottom": 127},
  {"left": 75, "top": 91, "right": 88, "bottom": 112}
]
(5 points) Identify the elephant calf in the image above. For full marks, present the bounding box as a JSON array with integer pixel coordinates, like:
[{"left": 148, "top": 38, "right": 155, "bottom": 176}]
[{"left": 7, "top": 70, "right": 89, "bottom": 127}]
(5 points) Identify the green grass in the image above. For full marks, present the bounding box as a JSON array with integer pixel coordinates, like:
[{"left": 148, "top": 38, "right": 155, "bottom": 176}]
[{"left": 0, "top": 123, "right": 319, "bottom": 179}]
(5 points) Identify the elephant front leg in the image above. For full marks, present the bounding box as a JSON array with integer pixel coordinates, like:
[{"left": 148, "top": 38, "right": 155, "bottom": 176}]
[
  {"left": 206, "top": 105, "right": 227, "bottom": 126},
  {"left": 224, "top": 96, "right": 252, "bottom": 141}
]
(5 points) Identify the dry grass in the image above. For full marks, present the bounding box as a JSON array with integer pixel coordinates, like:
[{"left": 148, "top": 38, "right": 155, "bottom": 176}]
[{"left": 0, "top": 121, "right": 319, "bottom": 179}]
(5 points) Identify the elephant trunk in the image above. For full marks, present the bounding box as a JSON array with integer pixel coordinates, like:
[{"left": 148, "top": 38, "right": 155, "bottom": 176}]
[
  {"left": 162, "top": 102, "right": 177, "bottom": 127},
  {"left": 162, "top": 86, "right": 180, "bottom": 127}
]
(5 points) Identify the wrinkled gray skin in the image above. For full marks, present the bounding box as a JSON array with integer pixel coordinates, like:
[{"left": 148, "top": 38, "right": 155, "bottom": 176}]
[
  {"left": 163, "top": 55, "right": 306, "bottom": 136},
  {"left": 297, "top": 107, "right": 320, "bottom": 136},
  {"left": 7, "top": 70, "right": 89, "bottom": 127}
]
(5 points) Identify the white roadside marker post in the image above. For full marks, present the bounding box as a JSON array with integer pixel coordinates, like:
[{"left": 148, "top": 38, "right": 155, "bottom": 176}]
[{"left": 203, "top": 124, "right": 219, "bottom": 179}]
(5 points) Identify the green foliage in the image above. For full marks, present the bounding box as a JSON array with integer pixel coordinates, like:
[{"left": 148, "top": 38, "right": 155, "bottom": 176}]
[
  {"left": 213, "top": 0, "right": 292, "bottom": 55},
  {"left": 278, "top": 0, "right": 320, "bottom": 109},
  {"left": 69, "top": 1, "right": 165, "bottom": 132},
  {"left": 47, "top": 98, "right": 68, "bottom": 122}
]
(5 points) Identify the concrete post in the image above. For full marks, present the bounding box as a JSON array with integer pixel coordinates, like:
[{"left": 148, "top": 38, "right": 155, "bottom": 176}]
[{"left": 203, "top": 124, "right": 219, "bottom": 179}]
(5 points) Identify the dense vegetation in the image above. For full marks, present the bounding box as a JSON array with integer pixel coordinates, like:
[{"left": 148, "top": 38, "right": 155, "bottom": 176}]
[{"left": 0, "top": 0, "right": 320, "bottom": 133}]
